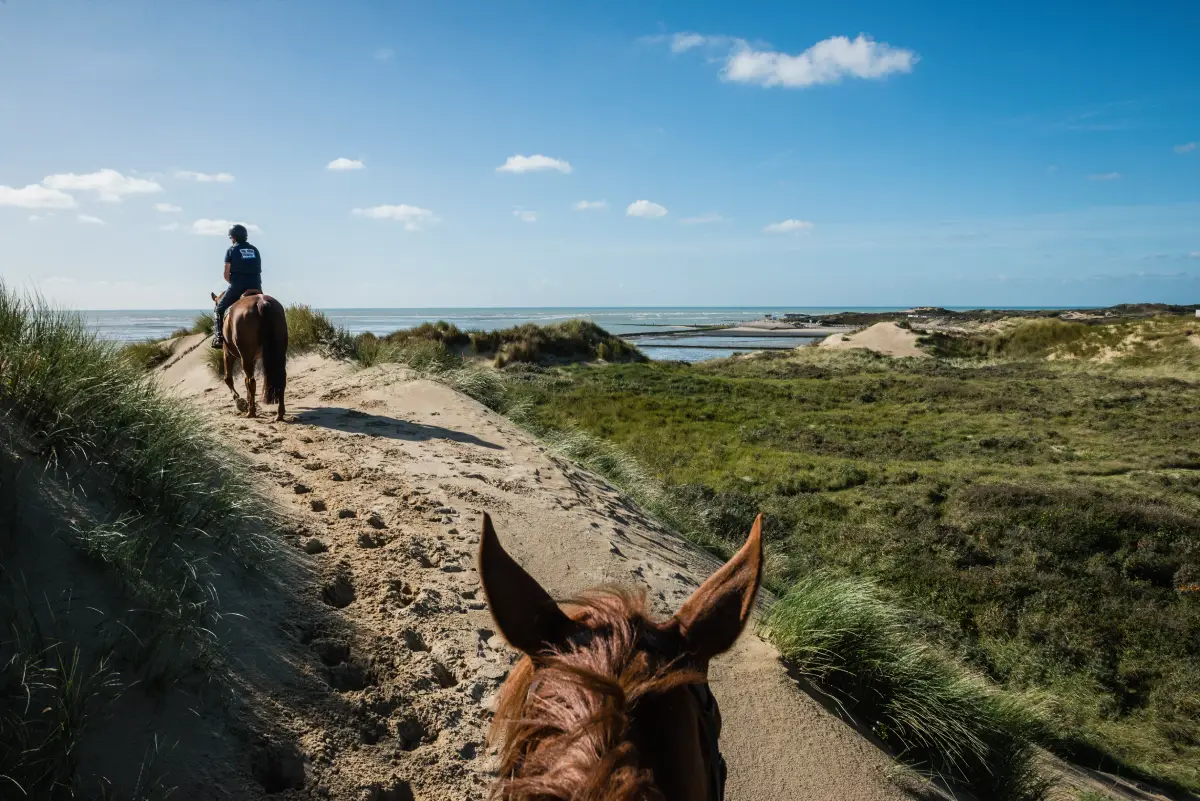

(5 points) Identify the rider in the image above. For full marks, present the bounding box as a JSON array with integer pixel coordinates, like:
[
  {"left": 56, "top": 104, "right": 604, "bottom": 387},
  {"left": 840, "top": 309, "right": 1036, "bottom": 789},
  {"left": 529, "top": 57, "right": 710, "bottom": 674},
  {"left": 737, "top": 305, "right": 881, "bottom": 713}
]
[{"left": 211, "top": 224, "right": 262, "bottom": 349}]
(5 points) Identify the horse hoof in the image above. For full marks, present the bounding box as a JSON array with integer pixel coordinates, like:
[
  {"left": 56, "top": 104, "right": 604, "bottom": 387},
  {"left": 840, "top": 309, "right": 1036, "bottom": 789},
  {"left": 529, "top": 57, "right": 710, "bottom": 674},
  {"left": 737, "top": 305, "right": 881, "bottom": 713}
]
[{"left": 235, "top": 397, "right": 249, "bottom": 413}]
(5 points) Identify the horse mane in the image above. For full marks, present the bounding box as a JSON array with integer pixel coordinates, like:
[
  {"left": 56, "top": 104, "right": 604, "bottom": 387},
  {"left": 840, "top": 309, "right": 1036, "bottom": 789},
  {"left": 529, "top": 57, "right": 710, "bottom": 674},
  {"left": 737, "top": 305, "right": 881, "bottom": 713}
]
[{"left": 490, "top": 588, "right": 703, "bottom": 801}]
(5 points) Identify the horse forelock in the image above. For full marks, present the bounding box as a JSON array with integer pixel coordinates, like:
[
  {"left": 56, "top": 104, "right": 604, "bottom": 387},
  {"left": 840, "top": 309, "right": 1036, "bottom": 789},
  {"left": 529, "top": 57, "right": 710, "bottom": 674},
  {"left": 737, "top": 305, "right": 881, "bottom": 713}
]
[{"left": 490, "top": 589, "right": 705, "bottom": 801}]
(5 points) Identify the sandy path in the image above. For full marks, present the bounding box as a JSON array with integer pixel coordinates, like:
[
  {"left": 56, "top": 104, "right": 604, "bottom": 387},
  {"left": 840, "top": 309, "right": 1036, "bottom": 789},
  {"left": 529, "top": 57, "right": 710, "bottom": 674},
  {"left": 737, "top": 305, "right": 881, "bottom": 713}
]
[{"left": 159, "top": 336, "right": 927, "bottom": 800}]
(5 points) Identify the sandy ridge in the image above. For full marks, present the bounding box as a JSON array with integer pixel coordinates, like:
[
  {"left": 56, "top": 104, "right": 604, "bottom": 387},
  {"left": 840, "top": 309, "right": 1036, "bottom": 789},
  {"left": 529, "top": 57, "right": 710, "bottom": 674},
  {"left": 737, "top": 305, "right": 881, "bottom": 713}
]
[{"left": 159, "top": 336, "right": 933, "bottom": 800}]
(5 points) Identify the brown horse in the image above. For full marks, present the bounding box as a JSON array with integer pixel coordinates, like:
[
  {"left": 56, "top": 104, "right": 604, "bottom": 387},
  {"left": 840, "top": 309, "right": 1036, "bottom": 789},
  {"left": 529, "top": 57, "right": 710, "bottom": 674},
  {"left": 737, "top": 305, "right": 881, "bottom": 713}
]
[
  {"left": 478, "top": 512, "right": 763, "bottom": 801},
  {"left": 210, "top": 289, "right": 288, "bottom": 421}
]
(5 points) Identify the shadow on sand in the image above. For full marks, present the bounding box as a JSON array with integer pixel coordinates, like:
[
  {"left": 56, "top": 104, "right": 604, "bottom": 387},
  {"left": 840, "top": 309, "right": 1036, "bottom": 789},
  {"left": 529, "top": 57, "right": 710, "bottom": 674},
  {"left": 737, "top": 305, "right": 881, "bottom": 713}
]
[{"left": 293, "top": 406, "right": 504, "bottom": 450}]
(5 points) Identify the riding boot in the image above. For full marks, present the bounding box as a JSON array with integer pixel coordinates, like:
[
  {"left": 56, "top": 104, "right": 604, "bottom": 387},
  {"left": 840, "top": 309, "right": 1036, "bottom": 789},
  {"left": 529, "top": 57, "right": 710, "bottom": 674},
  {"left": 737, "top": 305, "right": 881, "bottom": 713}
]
[{"left": 211, "top": 309, "right": 225, "bottom": 349}]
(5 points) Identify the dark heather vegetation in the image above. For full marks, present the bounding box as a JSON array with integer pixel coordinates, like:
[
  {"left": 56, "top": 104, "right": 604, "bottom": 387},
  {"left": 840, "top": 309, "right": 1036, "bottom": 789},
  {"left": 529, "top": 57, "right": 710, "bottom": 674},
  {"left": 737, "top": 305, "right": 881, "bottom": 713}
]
[
  {"left": 0, "top": 285, "right": 276, "bottom": 795},
  {"left": 499, "top": 314, "right": 1200, "bottom": 797}
]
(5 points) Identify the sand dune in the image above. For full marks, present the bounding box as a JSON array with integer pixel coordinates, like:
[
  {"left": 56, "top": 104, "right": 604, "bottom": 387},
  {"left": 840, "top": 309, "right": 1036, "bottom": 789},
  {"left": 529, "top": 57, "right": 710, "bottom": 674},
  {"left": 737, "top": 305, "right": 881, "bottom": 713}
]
[
  {"left": 154, "top": 335, "right": 928, "bottom": 800},
  {"left": 819, "top": 322, "right": 929, "bottom": 358}
]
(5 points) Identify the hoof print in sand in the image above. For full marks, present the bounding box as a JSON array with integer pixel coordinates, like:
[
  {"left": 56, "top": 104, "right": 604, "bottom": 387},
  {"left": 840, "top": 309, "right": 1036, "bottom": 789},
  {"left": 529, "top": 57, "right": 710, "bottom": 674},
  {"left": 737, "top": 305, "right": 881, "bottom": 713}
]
[
  {"left": 311, "top": 637, "right": 350, "bottom": 666},
  {"left": 358, "top": 778, "right": 415, "bottom": 801},
  {"left": 322, "top": 569, "right": 357, "bottom": 608},
  {"left": 310, "top": 499, "right": 327, "bottom": 512},
  {"left": 329, "top": 659, "right": 375, "bottom": 691},
  {"left": 251, "top": 741, "right": 305, "bottom": 793},
  {"left": 303, "top": 537, "right": 328, "bottom": 554},
  {"left": 338, "top": 508, "right": 357, "bottom": 519}
]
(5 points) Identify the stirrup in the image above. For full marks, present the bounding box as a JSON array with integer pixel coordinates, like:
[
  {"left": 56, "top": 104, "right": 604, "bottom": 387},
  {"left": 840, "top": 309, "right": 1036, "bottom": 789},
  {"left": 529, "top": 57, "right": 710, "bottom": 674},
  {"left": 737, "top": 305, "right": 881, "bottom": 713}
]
[{"left": 210, "top": 334, "right": 224, "bottom": 350}]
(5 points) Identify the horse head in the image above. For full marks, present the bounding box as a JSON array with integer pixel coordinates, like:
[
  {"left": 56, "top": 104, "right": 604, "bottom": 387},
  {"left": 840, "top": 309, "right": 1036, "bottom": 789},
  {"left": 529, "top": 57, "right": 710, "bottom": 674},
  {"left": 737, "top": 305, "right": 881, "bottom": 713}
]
[{"left": 480, "top": 513, "right": 763, "bottom": 800}]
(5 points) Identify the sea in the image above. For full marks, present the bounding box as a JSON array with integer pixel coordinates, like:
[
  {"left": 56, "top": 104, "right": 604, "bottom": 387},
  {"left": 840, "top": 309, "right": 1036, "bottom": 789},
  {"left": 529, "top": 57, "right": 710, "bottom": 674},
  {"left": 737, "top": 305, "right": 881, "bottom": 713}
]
[{"left": 83, "top": 306, "right": 908, "bottom": 362}]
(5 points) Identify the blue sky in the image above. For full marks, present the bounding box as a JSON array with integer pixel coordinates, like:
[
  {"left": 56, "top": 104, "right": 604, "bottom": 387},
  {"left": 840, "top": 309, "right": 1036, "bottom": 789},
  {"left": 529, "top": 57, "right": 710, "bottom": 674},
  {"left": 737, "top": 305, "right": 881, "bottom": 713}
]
[{"left": 1, "top": 0, "right": 1198, "bottom": 309}]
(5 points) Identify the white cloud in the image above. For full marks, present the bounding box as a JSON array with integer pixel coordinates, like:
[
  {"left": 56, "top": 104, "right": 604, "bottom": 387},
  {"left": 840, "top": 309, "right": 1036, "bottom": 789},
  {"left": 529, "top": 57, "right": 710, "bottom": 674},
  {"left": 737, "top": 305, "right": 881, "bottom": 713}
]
[
  {"left": 28, "top": 214, "right": 49, "bottom": 223},
  {"left": 1174, "top": 142, "right": 1197, "bottom": 154},
  {"left": 154, "top": 202, "right": 182, "bottom": 212},
  {"left": 175, "top": 170, "right": 235, "bottom": 183},
  {"left": 763, "top": 219, "right": 814, "bottom": 234},
  {"left": 724, "top": 35, "right": 918, "bottom": 88},
  {"left": 42, "top": 169, "right": 162, "bottom": 202},
  {"left": 77, "top": 214, "right": 104, "bottom": 225},
  {"left": 627, "top": 200, "right": 668, "bottom": 218},
  {"left": 191, "top": 219, "right": 261, "bottom": 236},
  {"left": 681, "top": 212, "right": 724, "bottom": 224},
  {"left": 573, "top": 200, "right": 607, "bottom": 211},
  {"left": 1190, "top": 251, "right": 1200, "bottom": 259},
  {"left": 513, "top": 210, "right": 538, "bottom": 223},
  {"left": 375, "top": 48, "right": 394, "bottom": 61},
  {"left": 0, "top": 184, "right": 77, "bottom": 209},
  {"left": 160, "top": 222, "right": 180, "bottom": 232},
  {"left": 670, "top": 32, "right": 710, "bottom": 53},
  {"left": 351, "top": 204, "right": 438, "bottom": 231},
  {"left": 1088, "top": 172, "right": 1122, "bottom": 181},
  {"left": 327, "top": 157, "right": 365, "bottom": 171},
  {"left": 496, "top": 154, "right": 572, "bottom": 174}
]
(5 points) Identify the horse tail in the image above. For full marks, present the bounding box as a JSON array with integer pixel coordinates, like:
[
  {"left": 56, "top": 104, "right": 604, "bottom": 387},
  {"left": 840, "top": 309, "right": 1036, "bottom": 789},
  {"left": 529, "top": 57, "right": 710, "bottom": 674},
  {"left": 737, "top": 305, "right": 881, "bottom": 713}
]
[{"left": 259, "top": 296, "right": 288, "bottom": 404}]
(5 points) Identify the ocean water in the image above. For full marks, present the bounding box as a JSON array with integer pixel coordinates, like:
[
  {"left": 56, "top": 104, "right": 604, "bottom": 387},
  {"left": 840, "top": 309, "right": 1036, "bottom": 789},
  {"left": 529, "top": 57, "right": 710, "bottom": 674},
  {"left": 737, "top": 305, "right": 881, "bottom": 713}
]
[{"left": 82, "top": 306, "right": 905, "bottom": 362}]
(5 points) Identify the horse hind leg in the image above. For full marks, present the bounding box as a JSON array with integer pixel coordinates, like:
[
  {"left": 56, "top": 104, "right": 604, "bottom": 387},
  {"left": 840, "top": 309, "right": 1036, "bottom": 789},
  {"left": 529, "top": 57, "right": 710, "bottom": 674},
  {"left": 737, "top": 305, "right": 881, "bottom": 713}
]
[
  {"left": 223, "top": 347, "right": 248, "bottom": 413},
  {"left": 242, "top": 354, "right": 258, "bottom": 418},
  {"left": 275, "top": 390, "right": 286, "bottom": 423}
]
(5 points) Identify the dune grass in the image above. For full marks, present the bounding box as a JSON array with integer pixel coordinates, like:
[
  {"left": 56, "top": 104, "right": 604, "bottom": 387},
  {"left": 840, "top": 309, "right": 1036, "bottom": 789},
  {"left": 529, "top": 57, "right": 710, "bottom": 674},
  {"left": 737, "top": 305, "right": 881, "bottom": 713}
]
[
  {"left": 118, "top": 338, "right": 174, "bottom": 370},
  {"left": 763, "top": 573, "right": 1048, "bottom": 799},
  {"left": 504, "top": 320, "right": 1200, "bottom": 795},
  {"left": 0, "top": 284, "right": 279, "bottom": 794}
]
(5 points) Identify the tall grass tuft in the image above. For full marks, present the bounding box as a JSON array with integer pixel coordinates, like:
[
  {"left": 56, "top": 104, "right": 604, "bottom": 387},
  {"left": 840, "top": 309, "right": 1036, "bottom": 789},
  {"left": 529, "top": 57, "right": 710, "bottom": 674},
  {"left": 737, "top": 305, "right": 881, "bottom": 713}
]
[
  {"left": 285, "top": 304, "right": 355, "bottom": 358},
  {"left": 763, "top": 572, "right": 1048, "bottom": 800},
  {"left": 118, "top": 339, "right": 174, "bottom": 370},
  {"left": 0, "top": 286, "right": 272, "bottom": 556}
]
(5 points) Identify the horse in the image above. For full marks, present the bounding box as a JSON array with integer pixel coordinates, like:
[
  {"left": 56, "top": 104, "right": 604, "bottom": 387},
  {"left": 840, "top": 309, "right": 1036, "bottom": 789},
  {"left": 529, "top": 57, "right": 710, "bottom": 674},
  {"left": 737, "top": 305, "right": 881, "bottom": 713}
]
[
  {"left": 478, "top": 512, "right": 764, "bottom": 801},
  {"left": 210, "top": 289, "right": 288, "bottom": 421}
]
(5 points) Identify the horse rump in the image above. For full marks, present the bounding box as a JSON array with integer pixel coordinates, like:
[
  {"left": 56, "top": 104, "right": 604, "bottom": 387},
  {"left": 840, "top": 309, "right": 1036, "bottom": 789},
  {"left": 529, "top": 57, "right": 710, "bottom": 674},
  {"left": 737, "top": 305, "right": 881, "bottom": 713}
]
[{"left": 258, "top": 296, "right": 288, "bottom": 404}]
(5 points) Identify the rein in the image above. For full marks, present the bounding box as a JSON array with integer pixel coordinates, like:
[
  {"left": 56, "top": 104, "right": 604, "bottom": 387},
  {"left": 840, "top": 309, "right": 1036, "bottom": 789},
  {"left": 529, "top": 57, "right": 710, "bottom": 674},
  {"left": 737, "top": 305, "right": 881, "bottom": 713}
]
[{"left": 688, "top": 682, "right": 726, "bottom": 801}]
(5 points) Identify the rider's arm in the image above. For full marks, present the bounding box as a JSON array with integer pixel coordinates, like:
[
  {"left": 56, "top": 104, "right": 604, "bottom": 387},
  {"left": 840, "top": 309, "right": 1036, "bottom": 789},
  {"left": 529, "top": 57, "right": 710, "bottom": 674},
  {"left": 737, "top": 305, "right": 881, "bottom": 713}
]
[{"left": 224, "top": 261, "right": 231, "bottom": 282}]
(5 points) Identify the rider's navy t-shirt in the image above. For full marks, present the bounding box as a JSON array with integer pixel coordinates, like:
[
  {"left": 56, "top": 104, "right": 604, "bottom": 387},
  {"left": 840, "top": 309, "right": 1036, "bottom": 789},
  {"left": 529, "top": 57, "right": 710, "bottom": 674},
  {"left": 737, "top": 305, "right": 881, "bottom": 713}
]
[{"left": 226, "top": 242, "right": 262, "bottom": 279}]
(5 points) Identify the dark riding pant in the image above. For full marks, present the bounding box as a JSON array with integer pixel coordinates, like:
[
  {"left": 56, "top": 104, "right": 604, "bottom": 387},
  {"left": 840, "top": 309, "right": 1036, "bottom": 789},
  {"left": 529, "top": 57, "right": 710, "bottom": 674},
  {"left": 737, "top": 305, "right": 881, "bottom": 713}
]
[{"left": 216, "top": 276, "right": 262, "bottom": 315}]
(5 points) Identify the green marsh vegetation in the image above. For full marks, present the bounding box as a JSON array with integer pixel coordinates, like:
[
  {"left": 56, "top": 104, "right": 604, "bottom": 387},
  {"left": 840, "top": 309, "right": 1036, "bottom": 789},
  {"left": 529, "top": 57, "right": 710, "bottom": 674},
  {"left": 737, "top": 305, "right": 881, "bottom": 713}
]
[{"left": 503, "top": 314, "right": 1200, "bottom": 797}]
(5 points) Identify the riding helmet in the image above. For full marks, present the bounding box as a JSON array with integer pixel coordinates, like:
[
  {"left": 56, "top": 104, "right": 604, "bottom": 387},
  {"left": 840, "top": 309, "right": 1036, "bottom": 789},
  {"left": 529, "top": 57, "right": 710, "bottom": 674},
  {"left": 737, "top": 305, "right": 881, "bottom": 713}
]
[{"left": 229, "top": 224, "right": 249, "bottom": 241}]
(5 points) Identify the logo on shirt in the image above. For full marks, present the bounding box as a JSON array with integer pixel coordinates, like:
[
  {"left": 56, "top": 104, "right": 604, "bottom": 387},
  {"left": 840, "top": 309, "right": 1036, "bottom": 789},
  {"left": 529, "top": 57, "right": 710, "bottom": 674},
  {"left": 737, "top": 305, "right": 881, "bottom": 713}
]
[{"left": 239, "top": 249, "right": 257, "bottom": 260}]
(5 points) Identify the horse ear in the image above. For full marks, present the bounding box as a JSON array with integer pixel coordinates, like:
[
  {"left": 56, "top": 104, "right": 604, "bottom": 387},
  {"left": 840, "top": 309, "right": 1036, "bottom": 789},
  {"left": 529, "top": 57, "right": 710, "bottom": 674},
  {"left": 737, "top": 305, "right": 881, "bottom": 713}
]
[
  {"left": 672, "top": 514, "right": 764, "bottom": 661},
  {"left": 478, "top": 513, "right": 574, "bottom": 655}
]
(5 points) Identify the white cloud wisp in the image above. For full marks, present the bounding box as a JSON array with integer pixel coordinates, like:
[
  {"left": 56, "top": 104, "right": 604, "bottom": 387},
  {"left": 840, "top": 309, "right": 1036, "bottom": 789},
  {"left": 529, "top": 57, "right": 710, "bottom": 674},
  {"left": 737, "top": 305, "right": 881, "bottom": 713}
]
[
  {"left": 496, "top": 155, "right": 573, "bottom": 174},
  {"left": 191, "top": 219, "right": 261, "bottom": 236},
  {"left": 573, "top": 200, "right": 607, "bottom": 211},
  {"left": 763, "top": 219, "right": 814, "bottom": 234},
  {"left": 627, "top": 200, "right": 668, "bottom": 219},
  {"left": 175, "top": 170, "right": 235, "bottom": 183},
  {"left": 154, "top": 202, "right": 182, "bottom": 212},
  {"left": 723, "top": 35, "right": 918, "bottom": 88},
  {"left": 0, "top": 184, "right": 77, "bottom": 209},
  {"left": 352, "top": 204, "right": 438, "bottom": 231},
  {"left": 327, "top": 158, "right": 365, "bottom": 170},
  {"left": 42, "top": 169, "right": 162, "bottom": 202}
]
